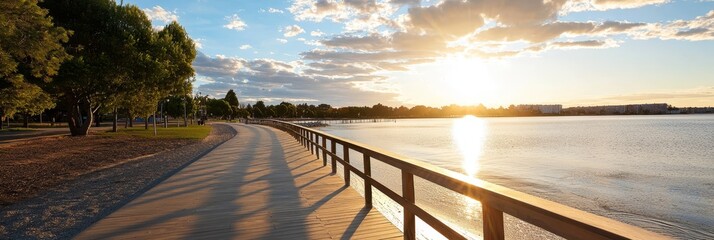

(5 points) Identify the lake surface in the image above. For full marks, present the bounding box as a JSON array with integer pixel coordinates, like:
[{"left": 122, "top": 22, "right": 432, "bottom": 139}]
[{"left": 320, "top": 115, "right": 714, "bottom": 239}]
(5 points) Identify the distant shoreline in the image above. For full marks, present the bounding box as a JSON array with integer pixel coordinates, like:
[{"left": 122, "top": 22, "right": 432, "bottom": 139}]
[{"left": 274, "top": 112, "right": 714, "bottom": 122}]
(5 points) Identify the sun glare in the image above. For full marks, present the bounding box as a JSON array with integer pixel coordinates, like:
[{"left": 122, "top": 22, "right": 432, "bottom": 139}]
[
  {"left": 452, "top": 115, "right": 488, "bottom": 176},
  {"left": 443, "top": 57, "right": 499, "bottom": 106}
]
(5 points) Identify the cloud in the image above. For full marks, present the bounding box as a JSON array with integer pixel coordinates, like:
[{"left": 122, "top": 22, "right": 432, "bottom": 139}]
[
  {"left": 143, "top": 6, "right": 178, "bottom": 23},
  {"left": 193, "top": 53, "right": 246, "bottom": 77},
  {"left": 549, "top": 39, "right": 619, "bottom": 49},
  {"left": 631, "top": 10, "right": 714, "bottom": 41},
  {"left": 297, "top": 38, "right": 323, "bottom": 46},
  {"left": 194, "top": 38, "right": 205, "bottom": 49},
  {"left": 192, "top": 52, "right": 399, "bottom": 105},
  {"left": 262, "top": 7, "right": 285, "bottom": 14},
  {"left": 321, "top": 34, "right": 391, "bottom": 50},
  {"left": 311, "top": 30, "right": 325, "bottom": 36},
  {"left": 283, "top": 25, "right": 305, "bottom": 37},
  {"left": 389, "top": 0, "right": 420, "bottom": 6},
  {"left": 239, "top": 44, "right": 252, "bottom": 50},
  {"left": 289, "top": 0, "right": 399, "bottom": 33},
  {"left": 564, "top": 0, "right": 669, "bottom": 12},
  {"left": 289, "top": 0, "right": 348, "bottom": 22},
  {"left": 475, "top": 21, "right": 645, "bottom": 43},
  {"left": 224, "top": 14, "right": 247, "bottom": 31},
  {"left": 276, "top": 38, "right": 288, "bottom": 43}
]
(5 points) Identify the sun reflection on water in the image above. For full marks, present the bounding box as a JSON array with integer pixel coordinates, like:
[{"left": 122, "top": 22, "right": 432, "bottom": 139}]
[{"left": 452, "top": 115, "right": 488, "bottom": 176}]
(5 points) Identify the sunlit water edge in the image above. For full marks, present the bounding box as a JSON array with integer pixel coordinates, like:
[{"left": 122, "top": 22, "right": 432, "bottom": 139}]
[{"left": 320, "top": 115, "right": 714, "bottom": 240}]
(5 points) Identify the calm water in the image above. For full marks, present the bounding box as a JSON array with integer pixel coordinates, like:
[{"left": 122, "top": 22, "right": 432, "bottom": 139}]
[{"left": 320, "top": 115, "right": 714, "bottom": 239}]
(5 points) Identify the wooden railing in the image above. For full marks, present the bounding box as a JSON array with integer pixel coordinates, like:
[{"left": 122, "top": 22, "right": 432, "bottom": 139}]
[{"left": 248, "top": 119, "right": 670, "bottom": 240}]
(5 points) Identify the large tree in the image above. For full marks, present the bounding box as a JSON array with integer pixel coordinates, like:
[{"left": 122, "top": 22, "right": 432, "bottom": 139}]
[
  {"left": 224, "top": 89, "right": 239, "bottom": 120},
  {"left": 0, "top": 0, "right": 69, "bottom": 129},
  {"left": 41, "top": 0, "right": 155, "bottom": 135},
  {"left": 206, "top": 98, "right": 231, "bottom": 119},
  {"left": 41, "top": 0, "right": 196, "bottom": 135}
]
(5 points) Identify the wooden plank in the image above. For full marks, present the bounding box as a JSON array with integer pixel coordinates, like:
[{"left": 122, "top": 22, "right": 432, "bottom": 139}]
[{"left": 76, "top": 123, "right": 401, "bottom": 240}]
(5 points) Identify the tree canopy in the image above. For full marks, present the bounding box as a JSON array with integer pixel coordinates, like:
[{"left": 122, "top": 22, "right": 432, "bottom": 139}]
[
  {"left": 38, "top": 0, "right": 196, "bottom": 135},
  {"left": 0, "top": 0, "right": 69, "bottom": 128}
]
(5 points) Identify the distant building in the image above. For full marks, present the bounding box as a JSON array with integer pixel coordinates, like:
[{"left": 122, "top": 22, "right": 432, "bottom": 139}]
[
  {"left": 564, "top": 103, "right": 669, "bottom": 115},
  {"left": 516, "top": 104, "right": 563, "bottom": 114}
]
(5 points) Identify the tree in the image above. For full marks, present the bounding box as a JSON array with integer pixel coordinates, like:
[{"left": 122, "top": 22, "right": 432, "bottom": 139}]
[
  {"left": 206, "top": 99, "right": 231, "bottom": 119},
  {"left": 42, "top": 1, "right": 196, "bottom": 135},
  {"left": 41, "top": 0, "right": 154, "bottom": 135},
  {"left": 0, "top": 0, "right": 69, "bottom": 129},
  {"left": 245, "top": 104, "right": 253, "bottom": 118},
  {"left": 224, "top": 89, "right": 239, "bottom": 120},
  {"left": 164, "top": 94, "right": 193, "bottom": 126},
  {"left": 0, "top": 79, "right": 55, "bottom": 128}
]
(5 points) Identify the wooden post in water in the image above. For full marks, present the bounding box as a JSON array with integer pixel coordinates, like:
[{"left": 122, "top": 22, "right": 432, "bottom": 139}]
[
  {"left": 364, "top": 153, "right": 372, "bottom": 209},
  {"left": 343, "top": 144, "right": 350, "bottom": 186},
  {"left": 482, "top": 204, "right": 505, "bottom": 240},
  {"left": 322, "top": 136, "right": 327, "bottom": 166},
  {"left": 331, "top": 141, "right": 337, "bottom": 174},
  {"left": 402, "top": 170, "right": 415, "bottom": 240}
]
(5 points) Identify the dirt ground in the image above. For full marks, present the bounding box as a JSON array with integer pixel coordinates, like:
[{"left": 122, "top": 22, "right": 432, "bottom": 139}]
[{"left": 0, "top": 135, "right": 195, "bottom": 205}]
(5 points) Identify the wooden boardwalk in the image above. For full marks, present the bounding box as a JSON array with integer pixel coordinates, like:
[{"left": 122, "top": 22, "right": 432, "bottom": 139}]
[{"left": 76, "top": 123, "right": 402, "bottom": 239}]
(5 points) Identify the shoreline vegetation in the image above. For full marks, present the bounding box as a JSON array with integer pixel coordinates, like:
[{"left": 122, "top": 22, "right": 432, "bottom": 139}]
[{"left": 218, "top": 101, "right": 714, "bottom": 122}]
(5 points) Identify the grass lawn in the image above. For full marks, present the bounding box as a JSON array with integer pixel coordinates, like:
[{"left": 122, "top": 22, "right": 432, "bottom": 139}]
[{"left": 101, "top": 125, "right": 211, "bottom": 139}]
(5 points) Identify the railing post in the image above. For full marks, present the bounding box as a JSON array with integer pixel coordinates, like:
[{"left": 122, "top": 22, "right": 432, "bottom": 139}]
[
  {"left": 310, "top": 132, "right": 314, "bottom": 155},
  {"left": 482, "top": 204, "right": 505, "bottom": 240},
  {"left": 364, "top": 153, "right": 372, "bottom": 209},
  {"left": 402, "top": 170, "right": 415, "bottom": 240},
  {"left": 316, "top": 135, "right": 320, "bottom": 159},
  {"left": 343, "top": 144, "right": 350, "bottom": 186},
  {"left": 331, "top": 141, "right": 337, "bottom": 174},
  {"left": 321, "top": 136, "right": 327, "bottom": 166}
]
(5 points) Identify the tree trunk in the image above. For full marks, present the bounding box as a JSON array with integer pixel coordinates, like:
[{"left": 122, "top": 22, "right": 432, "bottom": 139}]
[
  {"left": 128, "top": 114, "right": 134, "bottom": 127},
  {"left": 23, "top": 113, "right": 29, "bottom": 128},
  {"left": 67, "top": 104, "right": 93, "bottom": 136},
  {"left": 95, "top": 112, "right": 101, "bottom": 127},
  {"left": 112, "top": 108, "right": 118, "bottom": 132},
  {"left": 144, "top": 115, "right": 149, "bottom": 130},
  {"left": 0, "top": 115, "right": 4, "bottom": 130}
]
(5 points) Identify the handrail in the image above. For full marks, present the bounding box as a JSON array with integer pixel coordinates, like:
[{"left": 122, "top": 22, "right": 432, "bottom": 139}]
[{"left": 247, "top": 119, "right": 670, "bottom": 240}]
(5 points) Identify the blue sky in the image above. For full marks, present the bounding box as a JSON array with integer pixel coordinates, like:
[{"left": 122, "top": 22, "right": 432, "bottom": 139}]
[{"left": 126, "top": 0, "right": 714, "bottom": 107}]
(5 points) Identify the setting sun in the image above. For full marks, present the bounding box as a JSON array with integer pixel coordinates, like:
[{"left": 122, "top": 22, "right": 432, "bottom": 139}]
[{"left": 443, "top": 57, "right": 499, "bottom": 106}]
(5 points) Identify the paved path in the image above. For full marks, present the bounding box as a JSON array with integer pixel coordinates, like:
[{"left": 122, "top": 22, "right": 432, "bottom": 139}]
[
  {"left": 0, "top": 126, "right": 112, "bottom": 144},
  {"left": 75, "top": 123, "right": 402, "bottom": 239}
]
